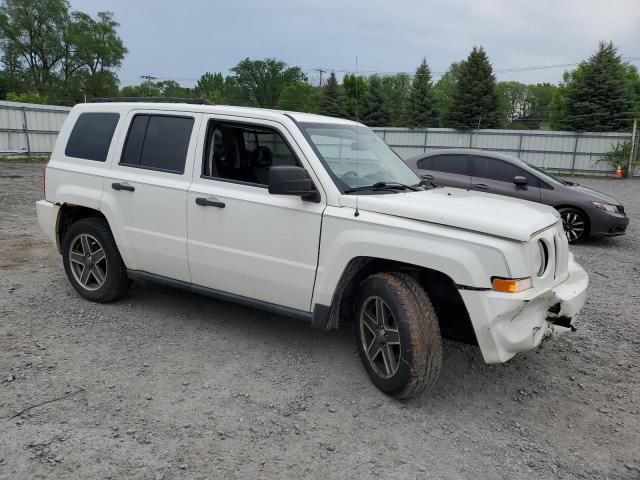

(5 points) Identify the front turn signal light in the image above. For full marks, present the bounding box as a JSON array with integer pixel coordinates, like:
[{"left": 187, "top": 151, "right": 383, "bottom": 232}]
[{"left": 492, "top": 277, "right": 532, "bottom": 293}]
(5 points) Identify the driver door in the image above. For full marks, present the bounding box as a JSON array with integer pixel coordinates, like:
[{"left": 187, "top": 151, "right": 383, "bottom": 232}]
[{"left": 186, "top": 116, "right": 325, "bottom": 312}]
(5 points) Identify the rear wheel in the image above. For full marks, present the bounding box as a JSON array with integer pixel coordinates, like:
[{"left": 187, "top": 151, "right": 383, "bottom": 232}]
[
  {"left": 559, "top": 207, "right": 588, "bottom": 244},
  {"left": 355, "top": 272, "right": 442, "bottom": 399},
  {"left": 62, "top": 218, "right": 130, "bottom": 302}
]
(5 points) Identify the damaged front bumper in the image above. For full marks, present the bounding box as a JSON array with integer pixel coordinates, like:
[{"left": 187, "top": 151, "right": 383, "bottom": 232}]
[{"left": 459, "top": 253, "right": 589, "bottom": 364}]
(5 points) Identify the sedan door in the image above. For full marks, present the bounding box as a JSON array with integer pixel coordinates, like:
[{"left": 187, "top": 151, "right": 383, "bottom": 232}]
[
  {"left": 470, "top": 155, "right": 542, "bottom": 202},
  {"left": 416, "top": 154, "right": 472, "bottom": 189}
]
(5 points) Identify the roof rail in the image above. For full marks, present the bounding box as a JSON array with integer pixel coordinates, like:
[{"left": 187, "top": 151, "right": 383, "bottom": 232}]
[{"left": 89, "top": 97, "right": 214, "bottom": 105}]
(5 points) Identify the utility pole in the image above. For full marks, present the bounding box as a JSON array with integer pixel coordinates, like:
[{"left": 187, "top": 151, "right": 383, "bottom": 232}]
[
  {"left": 139, "top": 75, "right": 157, "bottom": 96},
  {"left": 313, "top": 68, "right": 327, "bottom": 87},
  {"left": 628, "top": 118, "right": 637, "bottom": 179}
]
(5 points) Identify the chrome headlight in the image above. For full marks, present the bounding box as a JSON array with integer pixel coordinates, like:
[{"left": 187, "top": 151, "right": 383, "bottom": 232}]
[
  {"left": 593, "top": 201, "right": 619, "bottom": 213},
  {"left": 533, "top": 239, "right": 549, "bottom": 277}
]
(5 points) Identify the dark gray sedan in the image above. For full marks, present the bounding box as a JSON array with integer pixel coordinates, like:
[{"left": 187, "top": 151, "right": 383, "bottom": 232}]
[{"left": 405, "top": 149, "right": 629, "bottom": 243}]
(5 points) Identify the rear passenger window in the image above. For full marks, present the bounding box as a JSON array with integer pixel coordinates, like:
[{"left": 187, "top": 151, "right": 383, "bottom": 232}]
[
  {"left": 416, "top": 157, "right": 432, "bottom": 170},
  {"left": 431, "top": 154, "right": 469, "bottom": 175},
  {"left": 65, "top": 112, "right": 119, "bottom": 161},
  {"left": 120, "top": 114, "right": 194, "bottom": 174}
]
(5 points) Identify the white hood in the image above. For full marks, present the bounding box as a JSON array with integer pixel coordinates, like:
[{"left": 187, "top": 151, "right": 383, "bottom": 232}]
[{"left": 342, "top": 187, "right": 560, "bottom": 242}]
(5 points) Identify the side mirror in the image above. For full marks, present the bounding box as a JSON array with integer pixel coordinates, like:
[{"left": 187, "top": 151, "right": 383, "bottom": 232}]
[
  {"left": 268, "top": 166, "right": 317, "bottom": 200},
  {"left": 513, "top": 176, "right": 528, "bottom": 187}
]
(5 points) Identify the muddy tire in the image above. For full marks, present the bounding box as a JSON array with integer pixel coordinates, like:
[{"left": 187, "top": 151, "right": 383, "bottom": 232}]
[
  {"left": 61, "top": 217, "right": 130, "bottom": 303},
  {"left": 355, "top": 272, "right": 442, "bottom": 399}
]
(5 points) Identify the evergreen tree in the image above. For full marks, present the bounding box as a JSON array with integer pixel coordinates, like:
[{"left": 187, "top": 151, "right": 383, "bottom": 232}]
[
  {"left": 405, "top": 59, "right": 437, "bottom": 128},
  {"left": 564, "top": 41, "right": 633, "bottom": 131},
  {"left": 446, "top": 47, "right": 501, "bottom": 129},
  {"left": 360, "top": 75, "right": 390, "bottom": 127},
  {"left": 319, "top": 71, "right": 344, "bottom": 117},
  {"left": 342, "top": 73, "right": 367, "bottom": 120},
  {"left": 381, "top": 73, "right": 410, "bottom": 126}
]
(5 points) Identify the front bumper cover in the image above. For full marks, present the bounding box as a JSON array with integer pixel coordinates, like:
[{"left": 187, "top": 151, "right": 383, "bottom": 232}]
[{"left": 459, "top": 254, "right": 588, "bottom": 364}]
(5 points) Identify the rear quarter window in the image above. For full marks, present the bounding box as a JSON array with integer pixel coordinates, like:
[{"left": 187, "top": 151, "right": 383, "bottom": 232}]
[
  {"left": 65, "top": 112, "right": 120, "bottom": 162},
  {"left": 416, "top": 157, "right": 432, "bottom": 170}
]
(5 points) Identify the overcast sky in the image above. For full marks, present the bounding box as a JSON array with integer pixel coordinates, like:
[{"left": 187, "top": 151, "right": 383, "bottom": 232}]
[{"left": 70, "top": 0, "right": 639, "bottom": 87}]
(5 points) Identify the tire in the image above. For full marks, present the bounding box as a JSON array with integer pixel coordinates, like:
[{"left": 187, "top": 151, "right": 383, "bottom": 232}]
[
  {"left": 354, "top": 272, "right": 442, "bottom": 399},
  {"left": 558, "top": 207, "right": 588, "bottom": 244},
  {"left": 61, "top": 217, "right": 130, "bottom": 303}
]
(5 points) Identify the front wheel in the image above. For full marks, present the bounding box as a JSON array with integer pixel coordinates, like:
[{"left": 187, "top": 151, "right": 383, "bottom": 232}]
[
  {"left": 61, "top": 217, "right": 130, "bottom": 303},
  {"left": 559, "top": 207, "right": 588, "bottom": 244},
  {"left": 355, "top": 272, "right": 442, "bottom": 399}
]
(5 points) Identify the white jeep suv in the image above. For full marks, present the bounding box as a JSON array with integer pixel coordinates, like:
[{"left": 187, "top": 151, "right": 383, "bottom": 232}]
[{"left": 36, "top": 100, "right": 588, "bottom": 398}]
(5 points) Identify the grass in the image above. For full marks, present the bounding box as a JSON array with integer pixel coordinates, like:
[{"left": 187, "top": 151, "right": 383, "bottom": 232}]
[{"left": 0, "top": 156, "right": 49, "bottom": 164}]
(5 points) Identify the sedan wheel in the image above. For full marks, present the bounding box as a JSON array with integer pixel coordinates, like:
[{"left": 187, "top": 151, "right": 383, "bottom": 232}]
[{"left": 559, "top": 208, "right": 587, "bottom": 243}]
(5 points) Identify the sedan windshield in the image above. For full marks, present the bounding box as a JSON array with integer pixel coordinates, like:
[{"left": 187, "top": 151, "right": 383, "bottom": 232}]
[
  {"left": 299, "top": 122, "right": 421, "bottom": 193},
  {"left": 526, "top": 163, "right": 572, "bottom": 186}
]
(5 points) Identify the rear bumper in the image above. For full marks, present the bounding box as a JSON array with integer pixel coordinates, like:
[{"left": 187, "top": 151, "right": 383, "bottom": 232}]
[
  {"left": 36, "top": 200, "right": 60, "bottom": 252},
  {"left": 460, "top": 254, "right": 589, "bottom": 363}
]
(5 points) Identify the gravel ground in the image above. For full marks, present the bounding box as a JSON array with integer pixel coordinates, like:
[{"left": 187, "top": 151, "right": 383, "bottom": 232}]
[{"left": 1, "top": 163, "right": 639, "bottom": 480}]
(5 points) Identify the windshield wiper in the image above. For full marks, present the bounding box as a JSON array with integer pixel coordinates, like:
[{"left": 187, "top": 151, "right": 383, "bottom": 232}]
[{"left": 344, "top": 181, "right": 420, "bottom": 194}]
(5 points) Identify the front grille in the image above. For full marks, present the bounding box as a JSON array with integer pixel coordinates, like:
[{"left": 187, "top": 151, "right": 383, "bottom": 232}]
[{"left": 553, "top": 229, "right": 569, "bottom": 280}]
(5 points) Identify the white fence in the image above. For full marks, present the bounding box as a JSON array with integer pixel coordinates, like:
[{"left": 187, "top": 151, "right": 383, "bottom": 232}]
[
  {"left": 372, "top": 127, "right": 637, "bottom": 176},
  {"left": 0, "top": 100, "right": 70, "bottom": 156},
  {"left": 0, "top": 100, "right": 636, "bottom": 176}
]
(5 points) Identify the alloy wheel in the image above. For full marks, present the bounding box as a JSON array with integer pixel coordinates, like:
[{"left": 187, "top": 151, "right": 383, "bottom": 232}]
[
  {"left": 359, "top": 296, "right": 402, "bottom": 379},
  {"left": 561, "top": 211, "right": 586, "bottom": 242},
  {"left": 69, "top": 233, "right": 108, "bottom": 291}
]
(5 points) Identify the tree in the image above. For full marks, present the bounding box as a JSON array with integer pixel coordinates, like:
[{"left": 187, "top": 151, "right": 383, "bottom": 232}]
[
  {"left": 342, "top": 73, "right": 367, "bottom": 120},
  {"left": 564, "top": 42, "right": 633, "bottom": 131},
  {"left": 195, "top": 72, "right": 225, "bottom": 101},
  {"left": 0, "top": 0, "right": 69, "bottom": 92},
  {"left": 278, "top": 83, "right": 319, "bottom": 112},
  {"left": 381, "top": 73, "right": 410, "bottom": 126},
  {"left": 433, "top": 62, "right": 463, "bottom": 127},
  {"left": 405, "top": 59, "right": 437, "bottom": 128},
  {"left": 230, "top": 58, "right": 307, "bottom": 108},
  {"left": 360, "top": 75, "right": 390, "bottom": 127},
  {"left": 497, "top": 81, "right": 528, "bottom": 126},
  {"left": 446, "top": 47, "right": 501, "bottom": 129},
  {"left": 319, "top": 71, "right": 344, "bottom": 117}
]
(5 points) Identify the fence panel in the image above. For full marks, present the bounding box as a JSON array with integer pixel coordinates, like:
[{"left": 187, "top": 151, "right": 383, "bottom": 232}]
[{"left": 0, "top": 100, "right": 636, "bottom": 176}]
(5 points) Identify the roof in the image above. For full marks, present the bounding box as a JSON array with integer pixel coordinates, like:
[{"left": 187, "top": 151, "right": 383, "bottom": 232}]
[
  {"left": 406, "top": 148, "right": 529, "bottom": 168},
  {"left": 73, "top": 101, "right": 358, "bottom": 126}
]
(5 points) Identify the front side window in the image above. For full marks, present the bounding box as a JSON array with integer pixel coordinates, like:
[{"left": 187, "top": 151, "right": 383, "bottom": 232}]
[
  {"left": 473, "top": 156, "right": 538, "bottom": 186},
  {"left": 120, "top": 114, "right": 194, "bottom": 174},
  {"left": 65, "top": 112, "right": 120, "bottom": 162},
  {"left": 202, "top": 121, "right": 301, "bottom": 186},
  {"left": 299, "top": 123, "right": 419, "bottom": 192}
]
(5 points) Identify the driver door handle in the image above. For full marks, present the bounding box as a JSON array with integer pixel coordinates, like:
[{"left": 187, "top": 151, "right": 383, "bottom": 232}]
[
  {"left": 112, "top": 182, "right": 135, "bottom": 192},
  {"left": 195, "top": 197, "right": 225, "bottom": 208},
  {"left": 473, "top": 183, "right": 489, "bottom": 190}
]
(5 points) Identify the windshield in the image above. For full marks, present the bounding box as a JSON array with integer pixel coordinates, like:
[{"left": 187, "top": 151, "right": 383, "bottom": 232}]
[
  {"left": 526, "top": 163, "right": 571, "bottom": 186},
  {"left": 299, "top": 122, "right": 420, "bottom": 193}
]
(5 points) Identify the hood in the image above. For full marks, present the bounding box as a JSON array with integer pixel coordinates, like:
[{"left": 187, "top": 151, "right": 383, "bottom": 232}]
[
  {"left": 569, "top": 184, "right": 621, "bottom": 205},
  {"left": 343, "top": 187, "right": 559, "bottom": 242}
]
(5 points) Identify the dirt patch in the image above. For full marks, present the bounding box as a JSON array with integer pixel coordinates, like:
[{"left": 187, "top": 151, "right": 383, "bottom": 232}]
[{"left": 1, "top": 163, "right": 639, "bottom": 480}]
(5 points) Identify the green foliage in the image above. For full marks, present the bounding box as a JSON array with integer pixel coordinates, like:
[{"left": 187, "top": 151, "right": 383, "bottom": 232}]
[
  {"left": 405, "top": 59, "right": 436, "bottom": 128},
  {"left": 597, "top": 141, "right": 634, "bottom": 177},
  {"left": 342, "top": 73, "right": 367, "bottom": 120},
  {"left": 497, "top": 81, "right": 556, "bottom": 129},
  {"left": 278, "top": 83, "right": 319, "bottom": 113},
  {"left": 433, "top": 62, "right": 463, "bottom": 127},
  {"left": 319, "top": 71, "right": 344, "bottom": 118},
  {"left": 0, "top": 0, "right": 126, "bottom": 104},
  {"left": 6, "top": 91, "right": 47, "bottom": 103},
  {"left": 564, "top": 42, "right": 633, "bottom": 131},
  {"left": 381, "top": 73, "right": 410, "bottom": 126},
  {"left": 230, "top": 57, "right": 307, "bottom": 108},
  {"left": 194, "top": 72, "right": 225, "bottom": 101},
  {"left": 446, "top": 47, "right": 501, "bottom": 129},
  {"left": 360, "top": 75, "right": 390, "bottom": 127}
]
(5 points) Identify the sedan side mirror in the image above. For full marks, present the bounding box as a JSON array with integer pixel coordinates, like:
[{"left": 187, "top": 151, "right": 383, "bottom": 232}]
[
  {"left": 268, "top": 166, "right": 318, "bottom": 200},
  {"left": 513, "top": 176, "right": 528, "bottom": 187}
]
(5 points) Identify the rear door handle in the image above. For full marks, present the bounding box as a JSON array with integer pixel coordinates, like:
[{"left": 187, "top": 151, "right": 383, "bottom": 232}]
[
  {"left": 195, "top": 197, "right": 225, "bottom": 208},
  {"left": 112, "top": 182, "right": 135, "bottom": 192},
  {"left": 473, "top": 183, "right": 489, "bottom": 190}
]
